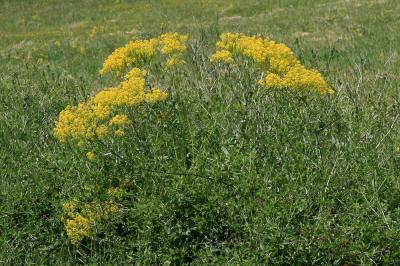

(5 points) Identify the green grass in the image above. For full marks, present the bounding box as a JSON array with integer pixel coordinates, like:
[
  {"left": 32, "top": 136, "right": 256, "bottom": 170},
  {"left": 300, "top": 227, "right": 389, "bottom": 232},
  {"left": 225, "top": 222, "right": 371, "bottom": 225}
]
[{"left": 1, "top": 0, "right": 400, "bottom": 264}]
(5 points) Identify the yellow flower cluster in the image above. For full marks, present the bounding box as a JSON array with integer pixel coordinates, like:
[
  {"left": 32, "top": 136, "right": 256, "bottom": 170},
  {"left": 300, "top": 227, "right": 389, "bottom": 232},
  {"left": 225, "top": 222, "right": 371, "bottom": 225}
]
[
  {"left": 158, "top": 32, "right": 187, "bottom": 68},
  {"left": 99, "top": 38, "right": 158, "bottom": 75},
  {"left": 86, "top": 151, "right": 95, "bottom": 161},
  {"left": 93, "top": 68, "right": 147, "bottom": 107},
  {"left": 53, "top": 102, "right": 111, "bottom": 144},
  {"left": 211, "top": 33, "right": 334, "bottom": 95},
  {"left": 56, "top": 33, "right": 188, "bottom": 245},
  {"left": 55, "top": 34, "right": 187, "bottom": 147},
  {"left": 210, "top": 50, "right": 234, "bottom": 63},
  {"left": 60, "top": 202, "right": 90, "bottom": 245},
  {"left": 65, "top": 213, "right": 90, "bottom": 245},
  {"left": 108, "top": 114, "right": 132, "bottom": 137},
  {"left": 216, "top": 33, "right": 269, "bottom": 65},
  {"left": 258, "top": 65, "right": 335, "bottom": 95},
  {"left": 99, "top": 32, "right": 187, "bottom": 75},
  {"left": 109, "top": 114, "right": 132, "bottom": 126},
  {"left": 60, "top": 199, "right": 119, "bottom": 245},
  {"left": 54, "top": 68, "right": 166, "bottom": 146},
  {"left": 159, "top": 32, "right": 187, "bottom": 54}
]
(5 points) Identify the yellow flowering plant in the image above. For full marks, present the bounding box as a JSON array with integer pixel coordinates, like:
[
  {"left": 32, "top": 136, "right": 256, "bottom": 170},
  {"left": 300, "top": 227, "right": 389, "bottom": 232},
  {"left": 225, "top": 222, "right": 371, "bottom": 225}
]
[
  {"left": 55, "top": 32, "right": 338, "bottom": 247},
  {"left": 211, "top": 33, "right": 334, "bottom": 95},
  {"left": 60, "top": 196, "right": 121, "bottom": 245},
  {"left": 54, "top": 32, "right": 188, "bottom": 152},
  {"left": 54, "top": 66, "right": 171, "bottom": 149},
  {"left": 99, "top": 32, "right": 188, "bottom": 76},
  {"left": 55, "top": 33, "right": 189, "bottom": 245}
]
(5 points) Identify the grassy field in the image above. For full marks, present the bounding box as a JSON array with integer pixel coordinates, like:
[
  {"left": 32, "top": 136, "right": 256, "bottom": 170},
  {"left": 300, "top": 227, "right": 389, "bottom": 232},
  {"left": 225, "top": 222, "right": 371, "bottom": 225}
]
[{"left": 1, "top": 0, "right": 400, "bottom": 264}]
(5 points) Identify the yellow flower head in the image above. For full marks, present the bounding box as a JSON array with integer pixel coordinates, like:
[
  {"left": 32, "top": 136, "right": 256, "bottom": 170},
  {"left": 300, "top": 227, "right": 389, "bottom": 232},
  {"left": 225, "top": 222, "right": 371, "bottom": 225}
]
[
  {"left": 65, "top": 214, "right": 90, "bottom": 244},
  {"left": 158, "top": 32, "right": 188, "bottom": 55},
  {"left": 95, "top": 125, "right": 109, "bottom": 139},
  {"left": 109, "top": 114, "right": 132, "bottom": 126},
  {"left": 53, "top": 102, "right": 111, "bottom": 144},
  {"left": 210, "top": 50, "right": 234, "bottom": 63},
  {"left": 61, "top": 198, "right": 121, "bottom": 245},
  {"left": 54, "top": 61, "right": 170, "bottom": 146},
  {"left": 115, "top": 129, "right": 125, "bottom": 137},
  {"left": 258, "top": 73, "right": 285, "bottom": 89},
  {"left": 86, "top": 151, "right": 95, "bottom": 161},
  {"left": 124, "top": 67, "right": 147, "bottom": 80},
  {"left": 99, "top": 39, "right": 158, "bottom": 75}
]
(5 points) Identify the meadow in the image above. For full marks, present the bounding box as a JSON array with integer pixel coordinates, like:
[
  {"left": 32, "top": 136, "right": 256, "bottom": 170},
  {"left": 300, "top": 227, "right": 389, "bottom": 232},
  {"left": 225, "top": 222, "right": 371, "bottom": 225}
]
[{"left": 1, "top": 0, "right": 400, "bottom": 264}]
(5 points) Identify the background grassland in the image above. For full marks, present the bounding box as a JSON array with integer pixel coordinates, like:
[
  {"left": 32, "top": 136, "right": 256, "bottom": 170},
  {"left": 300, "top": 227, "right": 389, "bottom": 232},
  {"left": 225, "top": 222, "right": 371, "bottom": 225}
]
[{"left": 1, "top": 0, "right": 400, "bottom": 264}]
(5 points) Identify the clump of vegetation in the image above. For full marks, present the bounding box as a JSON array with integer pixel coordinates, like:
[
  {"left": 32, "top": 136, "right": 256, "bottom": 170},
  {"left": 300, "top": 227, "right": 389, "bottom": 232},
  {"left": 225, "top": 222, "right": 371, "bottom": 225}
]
[{"left": 54, "top": 32, "right": 334, "bottom": 248}]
